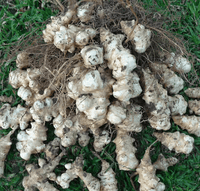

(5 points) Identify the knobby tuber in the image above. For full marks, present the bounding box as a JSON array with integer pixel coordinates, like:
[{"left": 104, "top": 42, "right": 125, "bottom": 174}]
[
  {"left": 22, "top": 151, "right": 65, "bottom": 191},
  {"left": 0, "top": 128, "right": 17, "bottom": 177},
  {"left": 0, "top": 103, "right": 31, "bottom": 130},
  {"left": 185, "top": 88, "right": 200, "bottom": 98},
  {"left": 120, "top": 20, "right": 151, "bottom": 53},
  {"left": 153, "top": 154, "right": 178, "bottom": 172},
  {"left": 113, "top": 129, "right": 138, "bottom": 171},
  {"left": 149, "top": 62, "right": 184, "bottom": 94},
  {"left": 188, "top": 100, "right": 200, "bottom": 115},
  {"left": 136, "top": 145, "right": 165, "bottom": 191},
  {"left": 57, "top": 156, "right": 101, "bottom": 191},
  {"left": 172, "top": 115, "right": 200, "bottom": 137},
  {"left": 16, "top": 122, "right": 48, "bottom": 160},
  {"left": 153, "top": 131, "right": 194, "bottom": 154},
  {"left": 159, "top": 52, "right": 191, "bottom": 73}
]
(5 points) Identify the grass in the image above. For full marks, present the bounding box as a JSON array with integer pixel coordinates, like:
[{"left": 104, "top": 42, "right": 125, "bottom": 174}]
[{"left": 0, "top": 0, "right": 200, "bottom": 190}]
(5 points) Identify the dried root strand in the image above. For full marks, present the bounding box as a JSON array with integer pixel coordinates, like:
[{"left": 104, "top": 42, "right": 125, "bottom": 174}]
[
  {"left": 153, "top": 131, "right": 194, "bottom": 154},
  {"left": 172, "top": 115, "right": 200, "bottom": 137}
]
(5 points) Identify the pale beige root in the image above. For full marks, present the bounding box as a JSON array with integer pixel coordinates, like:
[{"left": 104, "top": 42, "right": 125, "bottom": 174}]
[
  {"left": 0, "top": 128, "right": 17, "bottom": 177},
  {"left": 158, "top": 52, "right": 191, "bottom": 73},
  {"left": 44, "top": 138, "right": 61, "bottom": 161},
  {"left": 77, "top": 2, "right": 95, "bottom": 22},
  {"left": 30, "top": 97, "right": 61, "bottom": 124},
  {"left": 68, "top": 68, "right": 114, "bottom": 100},
  {"left": 16, "top": 122, "right": 48, "bottom": 160},
  {"left": 93, "top": 130, "right": 111, "bottom": 152},
  {"left": 153, "top": 154, "right": 178, "bottom": 171},
  {"left": 57, "top": 156, "right": 100, "bottom": 191},
  {"left": 53, "top": 114, "right": 90, "bottom": 147},
  {"left": 98, "top": 159, "right": 118, "bottom": 191},
  {"left": 106, "top": 101, "right": 127, "bottom": 125},
  {"left": 153, "top": 131, "right": 194, "bottom": 154},
  {"left": 17, "top": 86, "right": 53, "bottom": 105},
  {"left": 117, "top": 104, "right": 142, "bottom": 132},
  {"left": 0, "top": 96, "right": 13, "bottom": 103},
  {"left": 188, "top": 100, "right": 200, "bottom": 115},
  {"left": 120, "top": 20, "right": 151, "bottom": 53},
  {"left": 100, "top": 28, "right": 137, "bottom": 79},
  {"left": 167, "top": 95, "right": 187, "bottom": 115},
  {"left": 16, "top": 52, "right": 30, "bottom": 69},
  {"left": 54, "top": 25, "right": 97, "bottom": 53},
  {"left": 185, "top": 88, "right": 200, "bottom": 98},
  {"left": 172, "top": 115, "right": 200, "bottom": 137},
  {"left": 113, "top": 130, "right": 138, "bottom": 171},
  {"left": 81, "top": 45, "right": 104, "bottom": 68},
  {"left": 113, "top": 72, "right": 142, "bottom": 103},
  {"left": 136, "top": 145, "right": 165, "bottom": 191},
  {"left": 149, "top": 62, "right": 184, "bottom": 94},
  {"left": 22, "top": 151, "right": 65, "bottom": 191},
  {"left": 43, "top": 8, "right": 76, "bottom": 43},
  {"left": 142, "top": 69, "right": 171, "bottom": 130},
  {"left": 0, "top": 103, "right": 31, "bottom": 130}
]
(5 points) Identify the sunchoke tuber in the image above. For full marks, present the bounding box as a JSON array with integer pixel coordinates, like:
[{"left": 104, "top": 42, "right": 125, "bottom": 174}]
[{"left": 153, "top": 131, "right": 194, "bottom": 154}]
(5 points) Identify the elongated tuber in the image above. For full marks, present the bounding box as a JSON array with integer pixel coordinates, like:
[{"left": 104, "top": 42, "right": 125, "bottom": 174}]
[
  {"left": 136, "top": 145, "right": 165, "bottom": 191},
  {"left": 153, "top": 131, "right": 194, "bottom": 154},
  {"left": 185, "top": 87, "right": 200, "bottom": 98},
  {"left": 45, "top": 138, "right": 61, "bottom": 161},
  {"left": 0, "top": 128, "right": 17, "bottom": 177},
  {"left": 113, "top": 130, "right": 138, "bottom": 171},
  {"left": 172, "top": 115, "right": 200, "bottom": 137},
  {"left": 188, "top": 100, "right": 200, "bottom": 115}
]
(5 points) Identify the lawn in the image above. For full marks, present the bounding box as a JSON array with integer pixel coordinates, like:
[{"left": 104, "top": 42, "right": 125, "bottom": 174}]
[{"left": 0, "top": 0, "right": 200, "bottom": 190}]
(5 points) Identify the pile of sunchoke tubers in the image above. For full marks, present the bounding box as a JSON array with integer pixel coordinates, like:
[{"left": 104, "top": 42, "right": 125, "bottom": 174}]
[{"left": 0, "top": 1, "right": 199, "bottom": 190}]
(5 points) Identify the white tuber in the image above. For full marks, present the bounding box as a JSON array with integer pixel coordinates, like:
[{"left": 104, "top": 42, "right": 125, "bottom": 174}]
[
  {"left": 16, "top": 52, "right": 30, "bottom": 69},
  {"left": 106, "top": 101, "right": 126, "bottom": 125},
  {"left": 117, "top": 104, "right": 142, "bottom": 132},
  {"left": 16, "top": 122, "right": 47, "bottom": 160},
  {"left": 120, "top": 20, "right": 151, "bottom": 53},
  {"left": 159, "top": 52, "right": 191, "bottom": 73},
  {"left": 77, "top": 2, "right": 95, "bottom": 22},
  {"left": 45, "top": 138, "right": 61, "bottom": 161},
  {"left": 149, "top": 62, "right": 184, "bottom": 94},
  {"left": 98, "top": 159, "right": 118, "bottom": 191},
  {"left": 153, "top": 154, "right": 178, "bottom": 172},
  {"left": 0, "top": 128, "right": 17, "bottom": 177},
  {"left": 113, "top": 130, "right": 138, "bottom": 171},
  {"left": 172, "top": 115, "right": 200, "bottom": 137},
  {"left": 153, "top": 131, "right": 194, "bottom": 154},
  {"left": 81, "top": 45, "right": 104, "bottom": 68},
  {"left": 112, "top": 72, "right": 142, "bottom": 103},
  {"left": 0, "top": 103, "right": 31, "bottom": 130},
  {"left": 136, "top": 145, "right": 165, "bottom": 191},
  {"left": 185, "top": 87, "right": 200, "bottom": 98},
  {"left": 188, "top": 100, "right": 200, "bottom": 115},
  {"left": 22, "top": 151, "right": 65, "bottom": 191},
  {"left": 54, "top": 25, "right": 97, "bottom": 53},
  {"left": 57, "top": 156, "right": 101, "bottom": 191}
]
